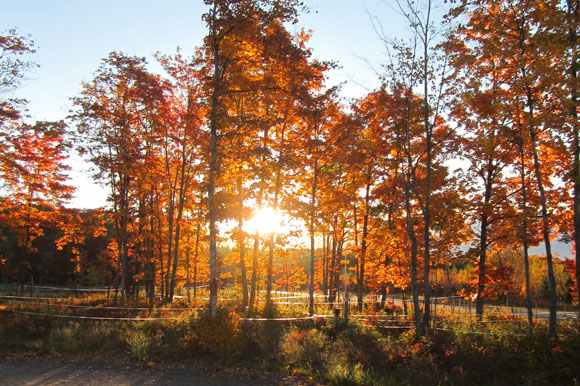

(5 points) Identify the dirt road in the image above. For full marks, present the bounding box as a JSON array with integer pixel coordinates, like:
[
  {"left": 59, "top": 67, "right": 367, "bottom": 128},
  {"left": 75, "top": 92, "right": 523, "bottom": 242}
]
[{"left": 0, "top": 354, "right": 319, "bottom": 385}]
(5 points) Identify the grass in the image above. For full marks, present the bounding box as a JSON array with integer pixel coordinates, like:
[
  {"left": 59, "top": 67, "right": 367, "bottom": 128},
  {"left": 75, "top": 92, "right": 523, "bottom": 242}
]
[{"left": 0, "top": 294, "right": 579, "bottom": 385}]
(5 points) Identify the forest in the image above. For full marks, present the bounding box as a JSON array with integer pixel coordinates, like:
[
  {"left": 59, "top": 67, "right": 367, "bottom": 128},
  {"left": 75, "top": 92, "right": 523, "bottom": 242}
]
[{"left": 1, "top": 0, "right": 580, "bottom": 384}]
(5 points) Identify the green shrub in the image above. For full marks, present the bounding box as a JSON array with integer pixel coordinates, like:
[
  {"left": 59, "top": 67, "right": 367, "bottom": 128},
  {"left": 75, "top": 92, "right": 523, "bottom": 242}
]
[
  {"left": 239, "top": 319, "right": 287, "bottom": 367},
  {"left": 326, "top": 361, "right": 379, "bottom": 386},
  {"left": 281, "top": 327, "right": 328, "bottom": 371},
  {"left": 124, "top": 329, "right": 157, "bottom": 362},
  {"left": 185, "top": 307, "right": 242, "bottom": 355},
  {"left": 0, "top": 313, "right": 52, "bottom": 340}
]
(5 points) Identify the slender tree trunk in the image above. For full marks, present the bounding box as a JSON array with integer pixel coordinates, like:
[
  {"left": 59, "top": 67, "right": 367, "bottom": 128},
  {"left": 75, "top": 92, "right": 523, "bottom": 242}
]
[
  {"left": 186, "top": 239, "right": 191, "bottom": 302},
  {"left": 119, "top": 179, "right": 130, "bottom": 308},
  {"left": 248, "top": 231, "right": 260, "bottom": 313},
  {"left": 193, "top": 220, "right": 201, "bottom": 301},
  {"left": 169, "top": 150, "right": 192, "bottom": 302},
  {"left": 358, "top": 180, "right": 370, "bottom": 312},
  {"left": 405, "top": 171, "right": 421, "bottom": 332},
  {"left": 530, "top": 136, "right": 558, "bottom": 337},
  {"left": 379, "top": 285, "right": 387, "bottom": 309},
  {"left": 266, "top": 175, "right": 282, "bottom": 305},
  {"left": 249, "top": 192, "right": 263, "bottom": 313},
  {"left": 517, "top": 127, "right": 534, "bottom": 329},
  {"left": 193, "top": 259, "right": 198, "bottom": 300},
  {"left": 169, "top": 194, "right": 185, "bottom": 301},
  {"left": 237, "top": 177, "right": 248, "bottom": 308},
  {"left": 514, "top": 12, "right": 556, "bottom": 336},
  {"left": 325, "top": 235, "right": 331, "bottom": 296},
  {"left": 574, "top": 96, "right": 580, "bottom": 310},
  {"left": 422, "top": 95, "right": 432, "bottom": 335},
  {"left": 266, "top": 229, "right": 275, "bottom": 305},
  {"left": 309, "top": 160, "right": 319, "bottom": 316},
  {"left": 334, "top": 239, "right": 343, "bottom": 305},
  {"left": 353, "top": 204, "right": 358, "bottom": 304},
  {"left": 322, "top": 234, "right": 328, "bottom": 296},
  {"left": 525, "top": 85, "right": 557, "bottom": 338},
  {"left": 238, "top": 221, "right": 248, "bottom": 308},
  {"left": 329, "top": 236, "right": 337, "bottom": 304},
  {"left": 165, "top": 200, "right": 174, "bottom": 302},
  {"left": 403, "top": 86, "right": 422, "bottom": 333},
  {"left": 207, "top": 5, "right": 221, "bottom": 318},
  {"left": 165, "top": 150, "right": 176, "bottom": 302},
  {"left": 568, "top": 0, "right": 580, "bottom": 308},
  {"left": 156, "top": 209, "right": 165, "bottom": 301},
  {"left": 476, "top": 178, "right": 492, "bottom": 320},
  {"left": 420, "top": 0, "right": 434, "bottom": 335}
]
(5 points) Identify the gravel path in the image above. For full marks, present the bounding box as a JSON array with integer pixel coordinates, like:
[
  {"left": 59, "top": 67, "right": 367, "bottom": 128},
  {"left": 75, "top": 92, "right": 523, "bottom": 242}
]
[{"left": 0, "top": 354, "right": 319, "bottom": 385}]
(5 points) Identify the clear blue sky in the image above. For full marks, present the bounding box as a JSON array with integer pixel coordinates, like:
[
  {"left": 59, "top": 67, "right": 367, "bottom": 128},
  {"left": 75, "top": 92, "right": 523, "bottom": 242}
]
[{"left": 2, "top": 0, "right": 403, "bottom": 209}]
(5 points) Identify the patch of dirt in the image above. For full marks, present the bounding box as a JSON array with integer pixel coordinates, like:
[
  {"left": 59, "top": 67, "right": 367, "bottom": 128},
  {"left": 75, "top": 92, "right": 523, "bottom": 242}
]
[{"left": 0, "top": 353, "right": 323, "bottom": 385}]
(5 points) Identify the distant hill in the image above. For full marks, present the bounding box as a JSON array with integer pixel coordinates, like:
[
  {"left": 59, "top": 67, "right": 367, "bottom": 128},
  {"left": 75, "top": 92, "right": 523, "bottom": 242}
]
[{"left": 529, "top": 240, "right": 574, "bottom": 259}]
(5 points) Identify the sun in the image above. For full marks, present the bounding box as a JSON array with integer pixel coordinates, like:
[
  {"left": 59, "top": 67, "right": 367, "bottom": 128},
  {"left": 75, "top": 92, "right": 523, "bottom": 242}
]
[{"left": 244, "top": 207, "right": 287, "bottom": 235}]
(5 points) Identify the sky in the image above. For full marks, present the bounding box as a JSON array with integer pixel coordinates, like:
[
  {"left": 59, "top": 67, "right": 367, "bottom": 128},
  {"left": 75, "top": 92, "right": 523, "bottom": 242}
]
[{"left": 1, "top": 0, "right": 403, "bottom": 209}]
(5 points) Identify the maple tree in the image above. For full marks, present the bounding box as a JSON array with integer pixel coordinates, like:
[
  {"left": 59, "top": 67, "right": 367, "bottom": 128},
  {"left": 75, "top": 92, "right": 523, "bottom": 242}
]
[
  {"left": 548, "top": 0, "right": 580, "bottom": 308},
  {"left": 446, "top": 27, "right": 520, "bottom": 320},
  {"left": 54, "top": 208, "right": 110, "bottom": 287},
  {"left": 155, "top": 49, "right": 206, "bottom": 302},
  {"left": 258, "top": 23, "right": 327, "bottom": 307},
  {"left": 0, "top": 120, "right": 74, "bottom": 289},
  {"left": 510, "top": 100, "right": 544, "bottom": 327},
  {"left": 292, "top": 87, "right": 344, "bottom": 315},
  {"left": 342, "top": 106, "right": 377, "bottom": 313},
  {"left": 201, "top": 0, "right": 305, "bottom": 318},
  {"left": 349, "top": 89, "right": 401, "bottom": 312},
  {"left": 4, "top": 0, "right": 580, "bottom": 347},
  {"left": 392, "top": 0, "right": 453, "bottom": 334},
  {"left": 73, "top": 52, "right": 166, "bottom": 307},
  {"left": 448, "top": 0, "right": 567, "bottom": 337}
]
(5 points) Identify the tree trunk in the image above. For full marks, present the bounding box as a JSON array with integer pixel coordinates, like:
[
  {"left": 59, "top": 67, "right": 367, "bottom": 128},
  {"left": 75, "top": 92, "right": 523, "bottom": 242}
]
[
  {"left": 517, "top": 126, "right": 534, "bottom": 329},
  {"left": 525, "top": 85, "right": 557, "bottom": 338},
  {"left": 568, "top": 0, "right": 580, "bottom": 308},
  {"left": 249, "top": 192, "right": 263, "bottom": 313},
  {"left": 156, "top": 208, "right": 165, "bottom": 301},
  {"left": 238, "top": 221, "right": 249, "bottom": 308},
  {"left": 322, "top": 234, "right": 328, "bottom": 297},
  {"left": 237, "top": 177, "right": 249, "bottom": 308},
  {"left": 329, "top": 236, "right": 337, "bottom": 304},
  {"left": 186, "top": 241, "right": 191, "bottom": 302},
  {"left": 165, "top": 197, "right": 174, "bottom": 303},
  {"left": 422, "top": 87, "right": 432, "bottom": 335},
  {"left": 403, "top": 86, "right": 422, "bottom": 334},
  {"left": 308, "top": 160, "right": 319, "bottom": 316},
  {"left": 358, "top": 180, "right": 371, "bottom": 312},
  {"left": 169, "top": 147, "right": 192, "bottom": 302},
  {"left": 476, "top": 176, "right": 493, "bottom": 320},
  {"left": 420, "top": 0, "right": 434, "bottom": 335},
  {"left": 405, "top": 171, "right": 421, "bottom": 333},
  {"left": 193, "top": 220, "right": 201, "bottom": 301},
  {"left": 334, "top": 239, "right": 344, "bottom": 306},
  {"left": 119, "top": 178, "right": 130, "bottom": 308},
  {"left": 207, "top": 3, "right": 221, "bottom": 319},
  {"left": 325, "top": 235, "right": 331, "bottom": 297},
  {"left": 169, "top": 194, "right": 185, "bottom": 301},
  {"left": 266, "top": 174, "right": 282, "bottom": 305},
  {"left": 248, "top": 230, "right": 260, "bottom": 312}
]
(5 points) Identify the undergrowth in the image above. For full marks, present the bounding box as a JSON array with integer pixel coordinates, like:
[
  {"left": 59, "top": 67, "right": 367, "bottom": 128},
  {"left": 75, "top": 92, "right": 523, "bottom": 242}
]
[{"left": 0, "top": 299, "right": 579, "bottom": 385}]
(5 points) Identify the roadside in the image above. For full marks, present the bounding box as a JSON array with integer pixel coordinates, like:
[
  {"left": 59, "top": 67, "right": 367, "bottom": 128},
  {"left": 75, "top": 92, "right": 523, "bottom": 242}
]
[{"left": 0, "top": 353, "right": 322, "bottom": 386}]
